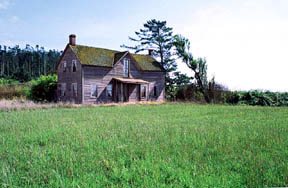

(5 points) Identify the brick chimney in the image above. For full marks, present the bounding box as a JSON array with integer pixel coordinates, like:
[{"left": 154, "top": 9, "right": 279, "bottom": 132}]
[
  {"left": 148, "top": 49, "right": 154, "bottom": 56},
  {"left": 69, "top": 34, "right": 76, "bottom": 46}
]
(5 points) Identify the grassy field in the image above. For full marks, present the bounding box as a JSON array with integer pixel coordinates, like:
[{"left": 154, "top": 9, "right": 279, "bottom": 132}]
[{"left": 0, "top": 103, "right": 287, "bottom": 187}]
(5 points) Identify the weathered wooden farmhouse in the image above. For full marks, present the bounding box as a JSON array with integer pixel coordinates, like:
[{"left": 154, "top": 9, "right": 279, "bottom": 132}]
[{"left": 57, "top": 34, "right": 165, "bottom": 104}]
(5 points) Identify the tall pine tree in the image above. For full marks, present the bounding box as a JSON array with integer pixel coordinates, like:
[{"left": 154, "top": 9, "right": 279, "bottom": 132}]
[{"left": 121, "top": 19, "right": 176, "bottom": 98}]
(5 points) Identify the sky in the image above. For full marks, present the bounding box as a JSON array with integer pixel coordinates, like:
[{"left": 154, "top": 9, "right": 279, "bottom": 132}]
[{"left": 0, "top": 0, "right": 288, "bottom": 91}]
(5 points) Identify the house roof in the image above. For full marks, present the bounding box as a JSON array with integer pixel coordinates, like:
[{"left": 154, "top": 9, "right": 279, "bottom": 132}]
[
  {"left": 114, "top": 51, "right": 128, "bottom": 64},
  {"left": 69, "top": 45, "right": 163, "bottom": 71}
]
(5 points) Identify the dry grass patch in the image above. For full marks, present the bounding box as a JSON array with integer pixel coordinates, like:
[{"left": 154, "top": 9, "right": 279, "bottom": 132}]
[{"left": 0, "top": 99, "right": 165, "bottom": 111}]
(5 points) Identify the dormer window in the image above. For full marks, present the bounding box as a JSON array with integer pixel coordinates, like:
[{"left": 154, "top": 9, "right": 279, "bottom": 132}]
[
  {"left": 63, "top": 61, "right": 67, "bottom": 72},
  {"left": 123, "top": 59, "right": 130, "bottom": 77},
  {"left": 72, "top": 60, "right": 77, "bottom": 72}
]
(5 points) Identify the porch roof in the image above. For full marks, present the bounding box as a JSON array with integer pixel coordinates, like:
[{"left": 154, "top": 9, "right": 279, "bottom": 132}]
[{"left": 113, "top": 77, "right": 149, "bottom": 84}]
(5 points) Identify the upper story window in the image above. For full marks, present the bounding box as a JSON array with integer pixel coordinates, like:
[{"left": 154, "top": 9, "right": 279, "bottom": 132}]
[
  {"left": 72, "top": 60, "right": 77, "bottom": 72},
  {"left": 91, "top": 84, "right": 97, "bottom": 98},
  {"left": 107, "top": 84, "right": 112, "bottom": 97},
  {"left": 123, "top": 59, "right": 130, "bottom": 77},
  {"left": 63, "top": 61, "right": 67, "bottom": 72}
]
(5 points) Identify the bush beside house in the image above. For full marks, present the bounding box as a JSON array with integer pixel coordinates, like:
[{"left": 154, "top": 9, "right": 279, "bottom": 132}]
[{"left": 28, "top": 74, "right": 57, "bottom": 102}]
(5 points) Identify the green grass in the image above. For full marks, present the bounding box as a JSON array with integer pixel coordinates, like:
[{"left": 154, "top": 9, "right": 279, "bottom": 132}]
[{"left": 0, "top": 103, "right": 288, "bottom": 187}]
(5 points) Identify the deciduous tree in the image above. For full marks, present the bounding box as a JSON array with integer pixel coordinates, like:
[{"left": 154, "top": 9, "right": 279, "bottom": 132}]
[{"left": 174, "top": 35, "right": 211, "bottom": 103}]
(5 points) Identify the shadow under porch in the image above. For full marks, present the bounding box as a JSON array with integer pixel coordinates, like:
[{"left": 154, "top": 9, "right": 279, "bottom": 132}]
[{"left": 112, "top": 77, "right": 149, "bottom": 103}]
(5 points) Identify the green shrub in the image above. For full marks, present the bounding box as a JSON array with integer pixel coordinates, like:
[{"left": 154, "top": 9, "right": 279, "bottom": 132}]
[
  {"left": 0, "top": 78, "right": 19, "bottom": 85},
  {"left": 176, "top": 87, "right": 288, "bottom": 107},
  {"left": 175, "top": 84, "right": 206, "bottom": 103},
  {"left": 224, "top": 90, "right": 288, "bottom": 107},
  {"left": 29, "top": 74, "right": 57, "bottom": 102}
]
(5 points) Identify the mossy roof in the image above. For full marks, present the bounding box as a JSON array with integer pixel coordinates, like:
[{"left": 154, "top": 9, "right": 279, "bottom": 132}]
[
  {"left": 69, "top": 45, "right": 163, "bottom": 71},
  {"left": 114, "top": 51, "right": 128, "bottom": 64},
  {"left": 131, "top": 54, "right": 163, "bottom": 71}
]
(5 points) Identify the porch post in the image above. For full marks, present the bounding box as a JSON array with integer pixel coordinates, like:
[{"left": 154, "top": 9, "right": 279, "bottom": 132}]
[
  {"left": 120, "top": 82, "right": 123, "bottom": 102},
  {"left": 114, "top": 80, "right": 117, "bottom": 102},
  {"left": 147, "top": 83, "right": 149, "bottom": 101}
]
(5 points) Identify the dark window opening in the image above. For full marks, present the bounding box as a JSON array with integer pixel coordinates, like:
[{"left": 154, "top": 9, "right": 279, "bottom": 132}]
[
  {"left": 153, "top": 86, "right": 157, "bottom": 97},
  {"left": 141, "top": 85, "right": 146, "bottom": 98},
  {"left": 72, "top": 60, "right": 77, "bottom": 72}
]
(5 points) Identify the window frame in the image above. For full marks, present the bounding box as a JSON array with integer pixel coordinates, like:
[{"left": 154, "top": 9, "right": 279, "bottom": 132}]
[
  {"left": 63, "top": 61, "right": 67, "bottom": 72},
  {"left": 71, "top": 83, "right": 77, "bottom": 97},
  {"left": 61, "top": 83, "right": 66, "bottom": 97},
  {"left": 72, "top": 60, "right": 77, "bottom": 72},
  {"left": 90, "top": 84, "right": 97, "bottom": 98},
  {"left": 106, "top": 84, "right": 113, "bottom": 98},
  {"left": 123, "top": 58, "right": 130, "bottom": 77},
  {"left": 141, "top": 85, "right": 147, "bottom": 99}
]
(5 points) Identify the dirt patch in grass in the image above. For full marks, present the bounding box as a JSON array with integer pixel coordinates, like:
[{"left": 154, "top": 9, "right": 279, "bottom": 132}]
[{"left": 0, "top": 99, "right": 165, "bottom": 111}]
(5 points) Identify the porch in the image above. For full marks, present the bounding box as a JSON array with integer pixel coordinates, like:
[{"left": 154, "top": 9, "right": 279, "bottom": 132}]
[{"left": 112, "top": 77, "right": 149, "bottom": 102}]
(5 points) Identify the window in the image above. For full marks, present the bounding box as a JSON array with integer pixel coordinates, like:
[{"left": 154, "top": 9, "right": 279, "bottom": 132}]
[
  {"left": 141, "top": 85, "right": 147, "bottom": 98},
  {"left": 71, "top": 83, "right": 77, "bottom": 97},
  {"left": 153, "top": 85, "right": 157, "bottom": 97},
  {"left": 63, "top": 61, "right": 67, "bottom": 72},
  {"left": 61, "top": 83, "right": 66, "bottom": 96},
  {"left": 91, "top": 84, "right": 97, "bottom": 97},
  {"left": 107, "top": 84, "right": 112, "bottom": 97},
  {"left": 123, "top": 59, "right": 130, "bottom": 77},
  {"left": 72, "top": 60, "right": 77, "bottom": 72}
]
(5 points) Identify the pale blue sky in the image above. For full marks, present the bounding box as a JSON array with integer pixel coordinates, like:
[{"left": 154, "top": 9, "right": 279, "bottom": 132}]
[{"left": 1, "top": 0, "right": 288, "bottom": 91}]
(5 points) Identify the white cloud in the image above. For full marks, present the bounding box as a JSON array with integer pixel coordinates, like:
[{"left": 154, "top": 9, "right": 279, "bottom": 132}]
[
  {"left": 9, "top": 15, "right": 19, "bottom": 23},
  {"left": 0, "top": 0, "right": 11, "bottom": 10},
  {"left": 175, "top": 2, "right": 288, "bottom": 91}
]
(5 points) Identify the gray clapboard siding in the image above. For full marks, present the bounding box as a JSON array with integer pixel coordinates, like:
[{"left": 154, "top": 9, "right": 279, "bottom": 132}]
[
  {"left": 58, "top": 47, "right": 165, "bottom": 104},
  {"left": 57, "top": 47, "right": 83, "bottom": 103}
]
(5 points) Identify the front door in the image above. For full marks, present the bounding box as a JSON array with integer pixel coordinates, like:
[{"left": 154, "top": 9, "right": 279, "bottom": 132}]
[
  {"left": 116, "top": 82, "right": 129, "bottom": 102},
  {"left": 137, "top": 84, "right": 141, "bottom": 101}
]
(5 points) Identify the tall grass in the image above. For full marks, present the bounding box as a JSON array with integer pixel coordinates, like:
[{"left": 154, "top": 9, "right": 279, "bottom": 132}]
[
  {"left": 0, "top": 78, "right": 28, "bottom": 99},
  {"left": 0, "top": 104, "right": 288, "bottom": 187}
]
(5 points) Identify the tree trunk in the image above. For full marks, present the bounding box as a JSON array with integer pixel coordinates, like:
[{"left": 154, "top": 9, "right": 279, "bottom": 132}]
[{"left": 195, "top": 72, "right": 211, "bottom": 103}]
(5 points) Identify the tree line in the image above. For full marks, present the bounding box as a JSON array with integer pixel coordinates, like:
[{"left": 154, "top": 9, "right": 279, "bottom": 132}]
[
  {"left": 0, "top": 45, "right": 61, "bottom": 82},
  {"left": 0, "top": 19, "right": 224, "bottom": 103},
  {"left": 2, "top": 19, "right": 287, "bottom": 106}
]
